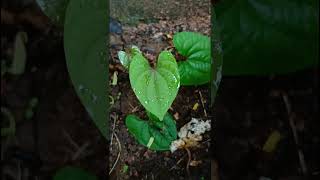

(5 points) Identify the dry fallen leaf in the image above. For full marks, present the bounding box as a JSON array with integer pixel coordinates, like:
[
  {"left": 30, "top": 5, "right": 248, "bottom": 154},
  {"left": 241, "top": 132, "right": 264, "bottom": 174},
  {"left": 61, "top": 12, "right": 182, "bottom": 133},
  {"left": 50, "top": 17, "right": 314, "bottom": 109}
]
[
  {"left": 170, "top": 118, "right": 211, "bottom": 152},
  {"left": 192, "top": 103, "right": 199, "bottom": 111}
]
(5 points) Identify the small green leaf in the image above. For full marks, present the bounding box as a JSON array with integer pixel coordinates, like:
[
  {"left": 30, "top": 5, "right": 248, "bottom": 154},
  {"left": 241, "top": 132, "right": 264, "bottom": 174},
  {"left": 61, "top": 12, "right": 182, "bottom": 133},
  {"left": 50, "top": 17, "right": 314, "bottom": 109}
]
[
  {"left": 130, "top": 45, "right": 141, "bottom": 55},
  {"left": 122, "top": 165, "right": 129, "bottom": 174},
  {"left": 125, "top": 113, "right": 177, "bottom": 151},
  {"left": 117, "top": 51, "right": 130, "bottom": 69},
  {"left": 53, "top": 166, "right": 97, "bottom": 180},
  {"left": 117, "top": 45, "right": 142, "bottom": 69},
  {"left": 64, "top": 0, "right": 108, "bottom": 138},
  {"left": 36, "top": 0, "right": 70, "bottom": 26},
  {"left": 173, "top": 32, "right": 211, "bottom": 85},
  {"left": 129, "top": 50, "right": 180, "bottom": 121}
]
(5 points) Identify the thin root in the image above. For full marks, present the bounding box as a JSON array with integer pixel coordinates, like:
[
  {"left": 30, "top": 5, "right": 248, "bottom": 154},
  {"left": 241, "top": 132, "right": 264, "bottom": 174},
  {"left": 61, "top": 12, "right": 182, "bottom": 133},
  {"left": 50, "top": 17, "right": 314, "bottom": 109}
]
[
  {"left": 282, "top": 92, "right": 308, "bottom": 175},
  {"left": 198, "top": 91, "right": 207, "bottom": 117},
  {"left": 109, "top": 132, "right": 121, "bottom": 175},
  {"left": 169, "top": 153, "right": 187, "bottom": 171},
  {"left": 185, "top": 147, "right": 191, "bottom": 176}
]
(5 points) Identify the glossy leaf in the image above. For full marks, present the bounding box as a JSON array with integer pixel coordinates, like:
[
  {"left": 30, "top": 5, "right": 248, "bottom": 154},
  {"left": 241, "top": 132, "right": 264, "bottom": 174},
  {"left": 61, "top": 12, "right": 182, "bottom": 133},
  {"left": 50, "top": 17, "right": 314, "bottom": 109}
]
[
  {"left": 53, "top": 166, "right": 97, "bottom": 180},
  {"left": 125, "top": 113, "right": 177, "bottom": 151},
  {"left": 64, "top": 0, "right": 108, "bottom": 138},
  {"left": 215, "top": 0, "right": 319, "bottom": 75},
  {"left": 36, "top": 0, "right": 70, "bottom": 26},
  {"left": 129, "top": 51, "right": 180, "bottom": 121},
  {"left": 173, "top": 32, "right": 211, "bottom": 85}
]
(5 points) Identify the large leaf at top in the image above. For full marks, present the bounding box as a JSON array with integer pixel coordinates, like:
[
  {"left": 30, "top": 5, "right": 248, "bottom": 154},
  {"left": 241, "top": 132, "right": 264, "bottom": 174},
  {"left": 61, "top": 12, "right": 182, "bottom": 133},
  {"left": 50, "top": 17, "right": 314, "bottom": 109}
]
[
  {"left": 173, "top": 32, "right": 211, "bottom": 85},
  {"left": 53, "top": 166, "right": 97, "bottom": 180},
  {"left": 215, "top": 0, "right": 319, "bottom": 75},
  {"left": 36, "top": 0, "right": 70, "bottom": 26},
  {"left": 125, "top": 113, "right": 177, "bottom": 151},
  {"left": 64, "top": 0, "right": 108, "bottom": 138},
  {"left": 129, "top": 51, "right": 180, "bottom": 121}
]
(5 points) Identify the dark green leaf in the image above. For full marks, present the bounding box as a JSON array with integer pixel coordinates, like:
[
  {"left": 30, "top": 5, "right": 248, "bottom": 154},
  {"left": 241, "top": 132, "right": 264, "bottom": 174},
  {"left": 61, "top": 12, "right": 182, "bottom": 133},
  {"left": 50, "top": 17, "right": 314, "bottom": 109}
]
[
  {"left": 64, "top": 0, "right": 108, "bottom": 138},
  {"left": 173, "top": 32, "right": 211, "bottom": 85},
  {"left": 125, "top": 113, "right": 177, "bottom": 151},
  {"left": 36, "top": 0, "right": 70, "bottom": 26},
  {"left": 215, "top": 0, "right": 319, "bottom": 75},
  {"left": 53, "top": 166, "right": 97, "bottom": 180},
  {"left": 210, "top": 9, "right": 223, "bottom": 106},
  {"left": 129, "top": 51, "right": 180, "bottom": 121}
]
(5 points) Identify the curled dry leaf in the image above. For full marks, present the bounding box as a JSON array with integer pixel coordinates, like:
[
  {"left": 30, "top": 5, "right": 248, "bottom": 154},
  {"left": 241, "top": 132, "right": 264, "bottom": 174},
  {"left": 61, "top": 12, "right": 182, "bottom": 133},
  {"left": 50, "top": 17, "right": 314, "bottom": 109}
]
[{"left": 170, "top": 118, "right": 211, "bottom": 152}]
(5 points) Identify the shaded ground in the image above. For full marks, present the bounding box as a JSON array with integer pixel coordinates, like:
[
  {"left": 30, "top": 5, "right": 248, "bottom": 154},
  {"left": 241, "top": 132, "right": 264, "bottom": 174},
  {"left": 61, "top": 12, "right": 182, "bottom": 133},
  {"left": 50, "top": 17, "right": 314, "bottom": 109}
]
[{"left": 214, "top": 70, "right": 319, "bottom": 180}]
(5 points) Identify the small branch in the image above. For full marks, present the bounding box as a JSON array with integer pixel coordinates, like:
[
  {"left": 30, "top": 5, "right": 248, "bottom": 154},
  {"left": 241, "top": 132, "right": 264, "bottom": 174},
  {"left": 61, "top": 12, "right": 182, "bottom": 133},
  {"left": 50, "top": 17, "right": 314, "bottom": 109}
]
[
  {"left": 282, "top": 92, "right": 308, "bottom": 175},
  {"left": 185, "top": 147, "right": 191, "bottom": 177},
  {"left": 198, "top": 91, "right": 207, "bottom": 117},
  {"left": 110, "top": 114, "right": 117, "bottom": 151},
  {"left": 109, "top": 132, "right": 121, "bottom": 175},
  {"left": 62, "top": 129, "right": 80, "bottom": 150},
  {"left": 72, "top": 142, "right": 90, "bottom": 161},
  {"left": 169, "top": 153, "right": 187, "bottom": 171}
]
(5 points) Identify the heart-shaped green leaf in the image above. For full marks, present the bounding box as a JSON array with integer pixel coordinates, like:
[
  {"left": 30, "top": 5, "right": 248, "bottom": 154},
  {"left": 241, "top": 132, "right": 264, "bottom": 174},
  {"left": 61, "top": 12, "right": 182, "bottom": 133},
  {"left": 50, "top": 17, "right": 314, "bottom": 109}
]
[
  {"left": 125, "top": 113, "right": 177, "bottom": 151},
  {"left": 215, "top": 0, "right": 319, "bottom": 75},
  {"left": 129, "top": 50, "right": 180, "bottom": 121},
  {"left": 173, "top": 32, "right": 211, "bottom": 85},
  {"left": 64, "top": 0, "right": 108, "bottom": 138}
]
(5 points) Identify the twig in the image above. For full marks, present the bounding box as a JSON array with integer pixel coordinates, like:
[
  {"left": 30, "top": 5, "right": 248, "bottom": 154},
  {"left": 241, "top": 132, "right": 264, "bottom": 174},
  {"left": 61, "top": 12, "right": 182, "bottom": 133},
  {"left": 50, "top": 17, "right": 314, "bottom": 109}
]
[
  {"left": 62, "top": 129, "right": 79, "bottom": 149},
  {"left": 169, "top": 153, "right": 188, "bottom": 171},
  {"left": 198, "top": 91, "right": 207, "bottom": 117},
  {"left": 109, "top": 132, "right": 121, "bottom": 175},
  {"left": 185, "top": 147, "right": 191, "bottom": 177},
  {"left": 128, "top": 103, "right": 139, "bottom": 113},
  {"left": 110, "top": 114, "right": 117, "bottom": 151},
  {"left": 72, "top": 142, "right": 90, "bottom": 161},
  {"left": 282, "top": 93, "right": 308, "bottom": 175}
]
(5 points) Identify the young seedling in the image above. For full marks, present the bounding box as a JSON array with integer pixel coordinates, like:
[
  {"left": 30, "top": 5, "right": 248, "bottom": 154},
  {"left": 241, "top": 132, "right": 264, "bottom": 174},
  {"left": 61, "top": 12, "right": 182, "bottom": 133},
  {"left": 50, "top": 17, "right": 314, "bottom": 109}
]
[
  {"left": 118, "top": 46, "right": 180, "bottom": 150},
  {"left": 118, "top": 32, "right": 214, "bottom": 151}
]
